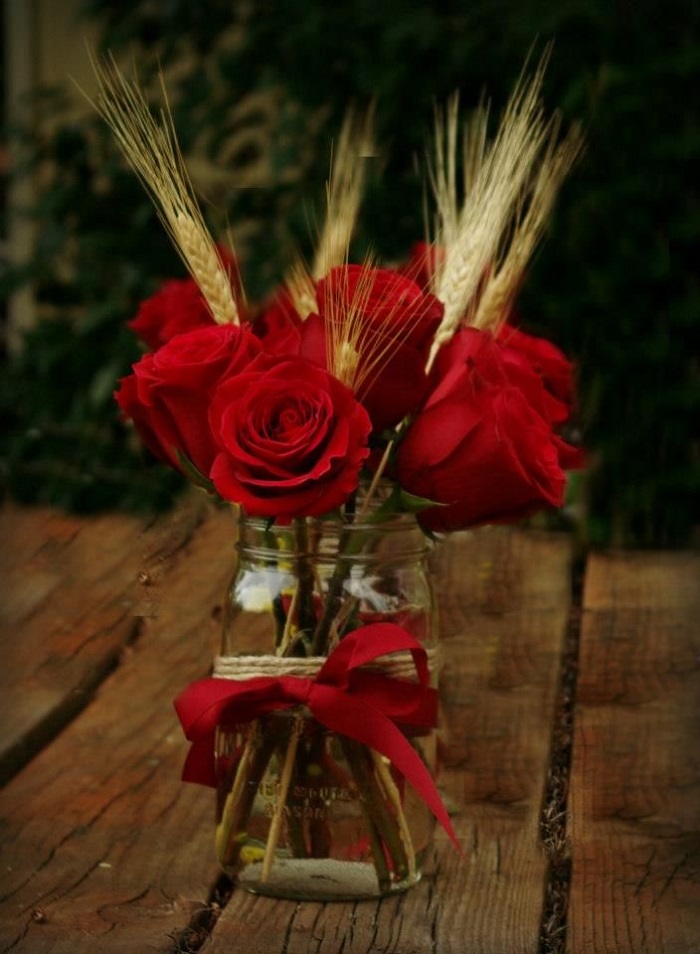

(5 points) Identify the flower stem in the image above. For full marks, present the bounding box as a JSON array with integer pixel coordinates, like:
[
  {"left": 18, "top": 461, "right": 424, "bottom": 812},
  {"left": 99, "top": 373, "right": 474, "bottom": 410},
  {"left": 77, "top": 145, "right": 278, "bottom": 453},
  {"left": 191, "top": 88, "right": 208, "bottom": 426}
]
[
  {"left": 294, "top": 518, "right": 317, "bottom": 647},
  {"left": 357, "top": 439, "right": 395, "bottom": 521},
  {"left": 261, "top": 715, "right": 303, "bottom": 883},
  {"left": 310, "top": 525, "right": 353, "bottom": 654},
  {"left": 276, "top": 584, "right": 299, "bottom": 656},
  {"left": 215, "top": 720, "right": 278, "bottom": 868},
  {"left": 340, "top": 738, "right": 409, "bottom": 886},
  {"left": 371, "top": 750, "right": 416, "bottom": 879}
]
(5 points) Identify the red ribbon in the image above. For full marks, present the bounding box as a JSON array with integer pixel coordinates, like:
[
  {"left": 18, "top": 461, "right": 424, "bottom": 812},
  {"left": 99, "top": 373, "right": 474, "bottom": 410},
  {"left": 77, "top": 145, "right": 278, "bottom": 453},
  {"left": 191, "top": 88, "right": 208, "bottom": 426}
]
[{"left": 174, "top": 622, "right": 459, "bottom": 851}]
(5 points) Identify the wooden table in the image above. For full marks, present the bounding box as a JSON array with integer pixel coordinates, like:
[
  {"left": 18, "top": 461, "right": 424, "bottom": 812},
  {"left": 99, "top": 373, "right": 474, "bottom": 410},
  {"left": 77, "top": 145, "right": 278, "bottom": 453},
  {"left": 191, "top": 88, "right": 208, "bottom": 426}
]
[{"left": 1, "top": 498, "right": 698, "bottom": 954}]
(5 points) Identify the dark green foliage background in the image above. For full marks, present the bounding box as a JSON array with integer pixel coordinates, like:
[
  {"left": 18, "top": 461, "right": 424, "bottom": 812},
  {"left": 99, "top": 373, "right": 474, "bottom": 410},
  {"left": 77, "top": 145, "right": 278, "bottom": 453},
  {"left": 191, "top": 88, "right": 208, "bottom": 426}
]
[{"left": 2, "top": 0, "right": 698, "bottom": 544}]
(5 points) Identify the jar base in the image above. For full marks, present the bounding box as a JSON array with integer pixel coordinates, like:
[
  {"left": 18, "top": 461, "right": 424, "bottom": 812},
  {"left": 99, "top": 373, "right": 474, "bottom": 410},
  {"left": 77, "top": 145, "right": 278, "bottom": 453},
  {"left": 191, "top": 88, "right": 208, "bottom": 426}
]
[{"left": 235, "top": 858, "right": 421, "bottom": 901}]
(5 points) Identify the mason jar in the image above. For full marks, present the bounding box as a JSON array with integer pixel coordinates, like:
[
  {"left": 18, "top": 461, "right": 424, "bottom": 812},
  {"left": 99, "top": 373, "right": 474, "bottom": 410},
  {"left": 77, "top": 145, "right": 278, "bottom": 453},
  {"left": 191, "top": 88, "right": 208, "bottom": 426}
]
[{"left": 213, "top": 500, "right": 439, "bottom": 901}]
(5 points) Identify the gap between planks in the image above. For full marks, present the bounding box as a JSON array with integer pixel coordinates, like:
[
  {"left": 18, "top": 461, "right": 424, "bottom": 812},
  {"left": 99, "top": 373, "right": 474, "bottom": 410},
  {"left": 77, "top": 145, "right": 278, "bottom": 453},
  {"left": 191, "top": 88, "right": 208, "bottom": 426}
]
[{"left": 538, "top": 553, "right": 585, "bottom": 954}]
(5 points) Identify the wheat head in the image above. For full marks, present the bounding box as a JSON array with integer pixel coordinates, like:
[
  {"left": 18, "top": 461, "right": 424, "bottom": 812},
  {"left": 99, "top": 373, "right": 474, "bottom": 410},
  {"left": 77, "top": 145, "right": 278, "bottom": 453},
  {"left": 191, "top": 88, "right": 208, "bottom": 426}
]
[{"left": 88, "top": 53, "right": 240, "bottom": 325}]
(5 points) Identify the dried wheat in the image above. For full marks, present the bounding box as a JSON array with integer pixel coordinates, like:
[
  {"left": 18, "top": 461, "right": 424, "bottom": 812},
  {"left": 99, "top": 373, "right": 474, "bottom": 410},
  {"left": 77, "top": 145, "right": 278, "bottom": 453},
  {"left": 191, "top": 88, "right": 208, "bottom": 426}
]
[
  {"left": 88, "top": 53, "right": 239, "bottom": 325},
  {"left": 472, "top": 119, "right": 584, "bottom": 331},
  {"left": 312, "top": 106, "right": 375, "bottom": 280},
  {"left": 285, "top": 258, "right": 317, "bottom": 319},
  {"left": 426, "top": 54, "right": 552, "bottom": 370}
]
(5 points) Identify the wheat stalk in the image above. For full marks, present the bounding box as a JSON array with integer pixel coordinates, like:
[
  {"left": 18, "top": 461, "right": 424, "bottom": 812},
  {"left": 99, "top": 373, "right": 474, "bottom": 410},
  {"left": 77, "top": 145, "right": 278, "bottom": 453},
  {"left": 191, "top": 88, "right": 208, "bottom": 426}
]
[
  {"left": 321, "top": 253, "right": 440, "bottom": 408},
  {"left": 463, "top": 101, "right": 490, "bottom": 199},
  {"left": 472, "top": 118, "right": 584, "bottom": 332},
  {"left": 280, "top": 108, "right": 375, "bottom": 322},
  {"left": 282, "top": 107, "right": 375, "bottom": 322},
  {"left": 424, "top": 99, "right": 490, "bottom": 292},
  {"left": 427, "top": 96, "right": 491, "bottom": 258},
  {"left": 427, "top": 95, "right": 462, "bottom": 255},
  {"left": 285, "top": 257, "right": 317, "bottom": 319},
  {"left": 426, "top": 54, "right": 552, "bottom": 370},
  {"left": 312, "top": 106, "right": 375, "bottom": 281},
  {"left": 87, "top": 53, "right": 240, "bottom": 325},
  {"left": 321, "top": 253, "right": 376, "bottom": 392}
]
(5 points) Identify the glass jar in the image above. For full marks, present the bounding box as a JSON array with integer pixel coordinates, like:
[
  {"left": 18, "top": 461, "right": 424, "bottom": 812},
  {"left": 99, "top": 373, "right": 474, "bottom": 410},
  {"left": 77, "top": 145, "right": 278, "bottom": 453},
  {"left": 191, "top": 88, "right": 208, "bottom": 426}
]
[{"left": 214, "top": 504, "right": 438, "bottom": 901}]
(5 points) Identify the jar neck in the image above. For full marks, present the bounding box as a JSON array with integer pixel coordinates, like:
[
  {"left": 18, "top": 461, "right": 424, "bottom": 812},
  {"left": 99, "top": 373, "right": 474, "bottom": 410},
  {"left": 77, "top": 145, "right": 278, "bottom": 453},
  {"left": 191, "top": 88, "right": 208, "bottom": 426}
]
[{"left": 236, "top": 510, "right": 430, "bottom": 563}]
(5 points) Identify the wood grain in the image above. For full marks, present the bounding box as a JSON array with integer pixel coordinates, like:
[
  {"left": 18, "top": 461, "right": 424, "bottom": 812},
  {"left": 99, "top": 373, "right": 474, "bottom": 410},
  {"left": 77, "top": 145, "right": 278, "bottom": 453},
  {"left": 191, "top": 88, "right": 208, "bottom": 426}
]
[
  {"left": 0, "top": 506, "right": 138, "bottom": 784},
  {"left": 0, "top": 498, "right": 234, "bottom": 953},
  {"left": 207, "top": 528, "right": 573, "bottom": 954},
  {"left": 0, "top": 501, "right": 205, "bottom": 785},
  {"left": 568, "top": 551, "right": 700, "bottom": 954}
]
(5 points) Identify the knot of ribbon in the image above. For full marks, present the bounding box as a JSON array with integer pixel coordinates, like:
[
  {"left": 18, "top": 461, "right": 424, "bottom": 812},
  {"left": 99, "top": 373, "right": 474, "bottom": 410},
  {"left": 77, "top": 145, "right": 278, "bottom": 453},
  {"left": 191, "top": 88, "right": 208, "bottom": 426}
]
[{"left": 174, "top": 622, "right": 459, "bottom": 851}]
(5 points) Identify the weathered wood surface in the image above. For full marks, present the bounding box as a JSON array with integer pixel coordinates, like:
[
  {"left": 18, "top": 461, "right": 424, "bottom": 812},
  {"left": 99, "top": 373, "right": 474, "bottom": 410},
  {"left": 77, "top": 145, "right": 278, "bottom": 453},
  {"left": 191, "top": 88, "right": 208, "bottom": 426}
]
[
  {"left": 0, "top": 506, "right": 141, "bottom": 785},
  {"left": 2, "top": 499, "right": 697, "bottom": 953},
  {"left": 208, "top": 529, "right": 572, "bottom": 954},
  {"left": 0, "top": 502, "right": 205, "bottom": 786},
  {"left": 568, "top": 551, "right": 700, "bottom": 954},
  {"left": 0, "top": 497, "right": 228, "bottom": 953}
]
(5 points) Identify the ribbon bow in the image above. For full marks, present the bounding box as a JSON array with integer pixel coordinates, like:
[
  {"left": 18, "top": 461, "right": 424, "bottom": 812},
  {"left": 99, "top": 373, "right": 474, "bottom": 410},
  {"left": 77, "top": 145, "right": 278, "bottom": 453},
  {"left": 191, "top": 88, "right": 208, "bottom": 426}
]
[{"left": 174, "top": 622, "right": 459, "bottom": 850}]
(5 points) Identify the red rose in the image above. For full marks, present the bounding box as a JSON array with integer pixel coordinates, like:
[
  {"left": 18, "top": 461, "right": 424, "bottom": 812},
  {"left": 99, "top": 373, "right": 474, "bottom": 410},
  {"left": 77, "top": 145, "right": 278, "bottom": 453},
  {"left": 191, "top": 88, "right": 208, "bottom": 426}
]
[
  {"left": 128, "top": 279, "right": 216, "bottom": 351},
  {"left": 128, "top": 249, "right": 244, "bottom": 350},
  {"left": 115, "top": 324, "right": 261, "bottom": 475},
  {"left": 396, "top": 328, "right": 581, "bottom": 531},
  {"left": 497, "top": 324, "right": 575, "bottom": 421},
  {"left": 496, "top": 324, "right": 585, "bottom": 469},
  {"left": 209, "top": 355, "right": 371, "bottom": 519},
  {"left": 300, "top": 265, "right": 443, "bottom": 432},
  {"left": 253, "top": 287, "right": 303, "bottom": 355}
]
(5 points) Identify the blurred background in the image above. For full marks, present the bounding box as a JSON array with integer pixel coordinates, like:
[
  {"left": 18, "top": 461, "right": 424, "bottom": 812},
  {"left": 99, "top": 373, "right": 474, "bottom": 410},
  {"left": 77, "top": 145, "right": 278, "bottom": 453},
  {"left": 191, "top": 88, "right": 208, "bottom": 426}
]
[{"left": 1, "top": 0, "right": 698, "bottom": 548}]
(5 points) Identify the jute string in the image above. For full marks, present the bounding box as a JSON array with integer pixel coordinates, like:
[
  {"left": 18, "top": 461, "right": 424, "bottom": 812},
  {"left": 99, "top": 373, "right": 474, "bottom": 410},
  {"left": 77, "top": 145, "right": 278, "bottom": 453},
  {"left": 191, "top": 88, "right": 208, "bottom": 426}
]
[{"left": 214, "top": 646, "right": 441, "bottom": 682}]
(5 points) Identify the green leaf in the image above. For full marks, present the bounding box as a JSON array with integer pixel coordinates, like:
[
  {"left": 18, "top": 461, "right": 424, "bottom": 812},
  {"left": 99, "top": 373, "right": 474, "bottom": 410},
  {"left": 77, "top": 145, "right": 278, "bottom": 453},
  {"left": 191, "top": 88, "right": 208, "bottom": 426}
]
[{"left": 398, "top": 489, "right": 445, "bottom": 514}]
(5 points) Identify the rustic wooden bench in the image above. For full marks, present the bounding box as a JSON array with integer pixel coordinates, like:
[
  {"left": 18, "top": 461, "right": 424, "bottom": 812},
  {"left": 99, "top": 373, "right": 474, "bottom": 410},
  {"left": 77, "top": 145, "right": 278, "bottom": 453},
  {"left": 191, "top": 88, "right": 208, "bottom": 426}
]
[{"left": 1, "top": 498, "right": 698, "bottom": 953}]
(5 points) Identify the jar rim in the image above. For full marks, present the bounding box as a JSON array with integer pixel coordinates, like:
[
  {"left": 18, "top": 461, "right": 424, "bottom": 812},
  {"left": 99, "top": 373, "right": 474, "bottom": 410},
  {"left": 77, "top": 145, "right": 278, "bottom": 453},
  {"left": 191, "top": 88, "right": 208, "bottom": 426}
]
[
  {"left": 236, "top": 478, "right": 429, "bottom": 533},
  {"left": 238, "top": 510, "right": 424, "bottom": 533}
]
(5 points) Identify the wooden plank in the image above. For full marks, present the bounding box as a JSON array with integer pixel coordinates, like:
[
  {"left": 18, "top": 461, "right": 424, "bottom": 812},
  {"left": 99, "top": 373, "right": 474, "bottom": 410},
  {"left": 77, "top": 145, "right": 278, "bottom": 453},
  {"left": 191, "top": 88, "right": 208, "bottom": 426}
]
[
  {"left": 0, "top": 505, "right": 143, "bottom": 785},
  {"left": 207, "top": 528, "right": 573, "bottom": 953},
  {"left": 0, "top": 499, "right": 235, "bottom": 953},
  {"left": 568, "top": 551, "right": 700, "bottom": 954},
  {"left": 0, "top": 502, "right": 203, "bottom": 785}
]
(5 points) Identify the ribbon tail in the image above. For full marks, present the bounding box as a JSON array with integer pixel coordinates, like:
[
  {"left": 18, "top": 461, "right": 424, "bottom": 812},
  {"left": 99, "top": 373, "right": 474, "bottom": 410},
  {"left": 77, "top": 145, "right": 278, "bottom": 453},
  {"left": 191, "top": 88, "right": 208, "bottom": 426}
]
[
  {"left": 311, "top": 686, "right": 461, "bottom": 854},
  {"left": 181, "top": 730, "right": 217, "bottom": 786}
]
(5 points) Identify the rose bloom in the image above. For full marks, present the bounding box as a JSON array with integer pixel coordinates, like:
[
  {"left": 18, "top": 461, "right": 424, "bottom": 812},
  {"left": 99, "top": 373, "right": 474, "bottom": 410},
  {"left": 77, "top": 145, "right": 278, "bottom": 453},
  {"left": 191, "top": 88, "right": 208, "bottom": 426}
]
[
  {"left": 497, "top": 323, "right": 575, "bottom": 420},
  {"left": 396, "top": 328, "right": 582, "bottom": 532},
  {"left": 209, "top": 355, "right": 371, "bottom": 520},
  {"left": 128, "top": 249, "right": 244, "bottom": 350},
  {"left": 300, "top": 265, "right": 443, "bottom": 432},
  {"left": 115, "top": 324, "right": 261, "bottom": 475},
  {"left": 128, "top": 278, "right": 216, "bottom": 351}
]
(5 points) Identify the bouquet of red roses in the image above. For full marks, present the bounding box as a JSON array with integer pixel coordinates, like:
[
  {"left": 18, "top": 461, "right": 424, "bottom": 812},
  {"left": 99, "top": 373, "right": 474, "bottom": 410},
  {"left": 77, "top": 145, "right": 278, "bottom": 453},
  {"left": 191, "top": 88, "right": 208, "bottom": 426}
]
[
  {"left": 118, "top": 259, "right": 581, "bottom": 532},
  {"left": 92, "top": 54, "right": 584, "bottom": 898}
]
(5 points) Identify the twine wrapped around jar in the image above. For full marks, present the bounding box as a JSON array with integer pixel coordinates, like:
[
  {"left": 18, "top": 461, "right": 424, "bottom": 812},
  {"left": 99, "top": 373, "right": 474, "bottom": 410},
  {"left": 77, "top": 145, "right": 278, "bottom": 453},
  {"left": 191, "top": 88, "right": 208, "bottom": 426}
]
[{"left": 213, "top": 647, "right": 441, "bottom": 681}]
